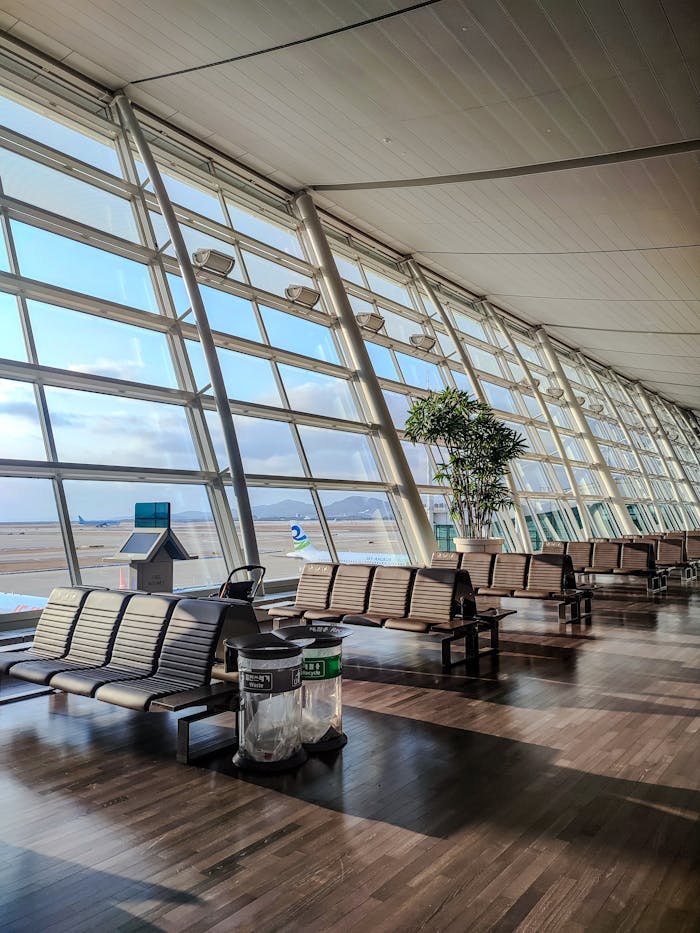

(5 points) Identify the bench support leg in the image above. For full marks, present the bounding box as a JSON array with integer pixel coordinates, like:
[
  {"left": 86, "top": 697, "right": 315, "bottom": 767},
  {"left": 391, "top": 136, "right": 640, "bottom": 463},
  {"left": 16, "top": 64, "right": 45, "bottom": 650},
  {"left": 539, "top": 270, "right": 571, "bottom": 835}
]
[{"left": 177, "top": 704, "right": 238, "bottom": 765}]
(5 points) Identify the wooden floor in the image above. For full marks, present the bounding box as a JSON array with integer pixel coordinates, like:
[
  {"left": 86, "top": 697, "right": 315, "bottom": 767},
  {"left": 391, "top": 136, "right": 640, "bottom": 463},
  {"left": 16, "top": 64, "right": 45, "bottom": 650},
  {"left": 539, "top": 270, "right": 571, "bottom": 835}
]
[{"left": 1, "top": 579, "right": 699, "bottom": 932}]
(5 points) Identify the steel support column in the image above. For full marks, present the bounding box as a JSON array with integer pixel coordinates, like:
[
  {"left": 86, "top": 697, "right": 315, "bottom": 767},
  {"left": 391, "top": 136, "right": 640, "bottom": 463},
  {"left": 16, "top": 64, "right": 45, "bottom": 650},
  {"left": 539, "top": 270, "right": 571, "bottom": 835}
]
[
  {"left": 295, "top": 191, "right": 435, "bottom": 564},
  {"left": 406, "top": 262, "right": 530, "bottom": 551},
  {"left": 114, "top": 92, "right": 259, "bottom": 565}
]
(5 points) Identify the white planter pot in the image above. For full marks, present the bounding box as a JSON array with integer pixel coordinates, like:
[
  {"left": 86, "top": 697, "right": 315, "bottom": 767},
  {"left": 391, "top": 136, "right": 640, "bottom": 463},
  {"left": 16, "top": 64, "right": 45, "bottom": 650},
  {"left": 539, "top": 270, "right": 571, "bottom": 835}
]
[{"left": 453, "top": 537, "right": 504, "bottom": 554}]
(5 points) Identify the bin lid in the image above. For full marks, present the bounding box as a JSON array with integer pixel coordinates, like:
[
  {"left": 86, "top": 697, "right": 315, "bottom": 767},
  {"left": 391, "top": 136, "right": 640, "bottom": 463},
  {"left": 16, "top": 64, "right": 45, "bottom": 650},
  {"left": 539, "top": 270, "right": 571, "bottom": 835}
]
[
  {"left": 225, "top": 632, "right": 309, "bottom": 660},
  {"left": 275, "top": 624, "right": 352, "bottom": 648}
]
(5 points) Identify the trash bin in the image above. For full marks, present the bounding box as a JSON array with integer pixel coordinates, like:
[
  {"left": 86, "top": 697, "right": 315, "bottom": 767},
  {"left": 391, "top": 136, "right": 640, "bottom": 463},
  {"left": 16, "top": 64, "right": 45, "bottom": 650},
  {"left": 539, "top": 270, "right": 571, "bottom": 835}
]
[
  {"left": 226, "top": 634, "right": 311, "bottom": 772},
  {"left": 276, "top": 624, "right": 352, "bottom": 752}
]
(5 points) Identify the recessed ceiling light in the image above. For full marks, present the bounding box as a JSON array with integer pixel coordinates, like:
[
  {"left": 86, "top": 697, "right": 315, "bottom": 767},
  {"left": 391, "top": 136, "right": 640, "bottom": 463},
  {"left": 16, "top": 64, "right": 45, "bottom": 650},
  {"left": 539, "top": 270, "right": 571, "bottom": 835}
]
[{"left": 382, "top": 137, "right": 392, "bottom": 144}]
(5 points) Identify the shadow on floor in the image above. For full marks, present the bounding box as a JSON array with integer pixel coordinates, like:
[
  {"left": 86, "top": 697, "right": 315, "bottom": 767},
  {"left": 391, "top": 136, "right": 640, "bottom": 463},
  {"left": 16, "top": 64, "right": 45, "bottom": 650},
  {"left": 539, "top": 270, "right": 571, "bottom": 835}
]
[
  {"left": 0, "top": 843, "right": 199, "bottom": 932},
  {"left": 205, "top": 706, "right": 700, "bottom": 855}
]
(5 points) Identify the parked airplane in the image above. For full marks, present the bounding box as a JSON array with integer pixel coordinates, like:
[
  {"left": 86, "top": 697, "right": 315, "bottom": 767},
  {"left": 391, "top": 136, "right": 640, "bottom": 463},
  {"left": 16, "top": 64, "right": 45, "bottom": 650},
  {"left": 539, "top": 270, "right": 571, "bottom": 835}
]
[
  {"left": 286, "top": 523, "right": 409, "bottom": 565},
  {"left": 77, "top": 515, "right": 122, "bottom": 527}
]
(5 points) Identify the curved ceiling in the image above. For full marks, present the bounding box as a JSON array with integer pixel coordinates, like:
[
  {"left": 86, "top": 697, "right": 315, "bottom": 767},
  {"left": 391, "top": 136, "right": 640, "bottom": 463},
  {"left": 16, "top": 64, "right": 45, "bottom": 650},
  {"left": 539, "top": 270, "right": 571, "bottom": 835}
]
[{"left": 1, "top": 0, "right": 698, "bottom": 411}]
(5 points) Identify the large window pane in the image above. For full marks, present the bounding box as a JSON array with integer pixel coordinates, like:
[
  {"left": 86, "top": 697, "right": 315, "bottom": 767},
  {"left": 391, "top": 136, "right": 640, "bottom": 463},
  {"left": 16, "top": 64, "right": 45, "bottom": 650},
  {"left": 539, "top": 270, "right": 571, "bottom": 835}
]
[
  {"left": 363, "top": 269, "right": 412, "bottom": 307},
  {"left": 0, "top": 292, "right": 26, "bottom": 360},
  {"left": 0, "top": 150, "right": 137, "bottom": 240},
  {"left": 185, "top": 340, "right": 282, "bottom": 407},
  {"left": 0, "top": 94, "right": 121, "bottom": 175},
  {"left": 230, "top": 486, "right": 325, "bottom": 579},
  {"left": 243, "top": 251, "right": 314, "bottom": 296},
  {"left": 161, "top": 169, "right": 226, "bottom": 223},
  {"left": 64, "top": 481, "right": 225, "bottom": 590},
  {"left": 227, "top": 201, "right": 303, "bottom": 258},
  {"left": 366, "top": 341, "right": 398, "bottom": 380},
  {"left": 452, "top": 310, "right": 487, "bottom": 342},
  {"left": 333, "top": 252, "right": 364, "bottom": 285},
  {"left": 513, "top": 460, "right": 552, "bottom": 492},
  {"left": 205, "top": 410, "right": 303, "bottom": 476},
  {"left": 279, "top": 365, "right": 358, "bottom": 420},
  {"left": 380, "top": 308, "right": 417, "bottom": 343},
  {"left": 12, "top": 222, "right": 158, "bottom": 312},
  {"left": 0, "top": 478, "right": 68, "bottom": 599},
  {"left": 261, "top": 306, "right": 338, "bottom": 363},
  {"left": 395, "top": 352, "right": 444, "bottom": 391},
  {"left": 468, "top": 345, "right": 502, "bottom": 377},
  {"left": 318, "top": 490, "right": 408, "bottom": 563},
  {"left": 29, "top": 300, "right": 177, "bottom": 387},
  {"left": 523, "top": 498, "right": 573, "bottom": 541},
  {"left": 383, "top": 390, "right": 410, "bottom": 429},
  {"left": 298, "top": 426, "right": 380, "bottom": 481},
  {"left": 167, "top": 274, "right": 261, "bottom": 343},
  {"left": 482, "top": 381, "right": 519, "bottom": 414},
  {"left": 402, "top": 440, "right": 434, "bottom": 485},
  {"left": 0, "top": 379, "right": 46, "bottom": 459},
  {"left": 45, "top": 387, "right": 198, "bottom": 469}
]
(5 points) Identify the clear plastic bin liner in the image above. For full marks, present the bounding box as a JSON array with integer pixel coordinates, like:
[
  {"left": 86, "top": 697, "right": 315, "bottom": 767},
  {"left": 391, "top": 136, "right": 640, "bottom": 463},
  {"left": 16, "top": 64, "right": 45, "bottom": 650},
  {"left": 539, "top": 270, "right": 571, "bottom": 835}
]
[
  {"left": 301, "top": 644, "right": 342, "bottom": 743},
  {"left": 238, "top": 653, "right": 302, "bottom": 763}
]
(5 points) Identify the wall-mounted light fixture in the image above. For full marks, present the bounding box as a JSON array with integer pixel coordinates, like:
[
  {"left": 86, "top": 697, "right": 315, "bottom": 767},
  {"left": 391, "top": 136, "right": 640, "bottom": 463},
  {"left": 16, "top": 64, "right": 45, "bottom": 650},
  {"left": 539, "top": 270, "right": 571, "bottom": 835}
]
[
  {"left": 546, "top": 385, "right": 564, "bottom": 398},
  {"left": 285, "top": 284, "right": 321, "bottom": 308},
  {"left": 409, "top": 333, "right": 436, "bottom": 351},
  {"left": 191, "top": 249, "right": 236, "bottom": 276},
  {"left": 355, "top": 311, "right": 385, "bottom": 333}
]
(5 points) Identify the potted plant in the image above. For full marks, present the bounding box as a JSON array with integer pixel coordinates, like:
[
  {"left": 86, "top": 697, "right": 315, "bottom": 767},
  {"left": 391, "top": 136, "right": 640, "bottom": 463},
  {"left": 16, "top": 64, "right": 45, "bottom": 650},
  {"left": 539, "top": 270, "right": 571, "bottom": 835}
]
[{"left": 404, "top": 388, "right": 527, "bottom": 553}]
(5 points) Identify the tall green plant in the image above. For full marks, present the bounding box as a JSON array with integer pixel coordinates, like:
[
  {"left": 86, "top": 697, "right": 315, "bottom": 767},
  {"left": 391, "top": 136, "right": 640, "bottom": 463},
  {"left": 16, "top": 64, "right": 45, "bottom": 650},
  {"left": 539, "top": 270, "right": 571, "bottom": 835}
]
[{"left": 404, "top": 388, "right": 527, "bottom": 538}]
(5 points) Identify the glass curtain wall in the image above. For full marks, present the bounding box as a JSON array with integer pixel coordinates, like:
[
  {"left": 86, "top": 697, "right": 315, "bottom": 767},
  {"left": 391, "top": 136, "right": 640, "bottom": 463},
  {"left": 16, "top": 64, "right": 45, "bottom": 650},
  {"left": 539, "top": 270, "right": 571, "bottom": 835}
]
[{"left": 1, "top": 68, "right": 698, "bottom": 599}]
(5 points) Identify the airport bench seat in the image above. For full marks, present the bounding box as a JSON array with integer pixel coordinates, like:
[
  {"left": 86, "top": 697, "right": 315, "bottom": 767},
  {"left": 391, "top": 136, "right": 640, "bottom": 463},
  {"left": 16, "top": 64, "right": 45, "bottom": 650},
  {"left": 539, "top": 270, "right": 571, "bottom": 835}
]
[
  {"left": 268, "top": 562, "right": 338, "bottom": 623},
  {"left": 0, "top": 586, "right": 88, "bottom": 676},
  {"left": 303, "top": 563, "right": 375, "bottom": 622},
  {"left": 384, "top": 567, "right": 473, "bottom": 633},
  {"left": 49, "top": 594, "right": 179, "bottom": 696},
  {"left": 94, "top": 597, "right": 233, "bottom": 711},
  {"left": 342, "top": 565, "right": 414, "bottom": 627},
  {"left": 9, "top": 590, "right": 132, "bottom": 685}
]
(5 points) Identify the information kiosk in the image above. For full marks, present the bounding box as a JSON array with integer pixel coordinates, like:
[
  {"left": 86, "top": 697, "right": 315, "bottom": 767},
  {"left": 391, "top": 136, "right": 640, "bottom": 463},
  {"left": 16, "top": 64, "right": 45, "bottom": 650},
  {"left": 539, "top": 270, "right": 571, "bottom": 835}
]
[{"left": 108, "top": 502, "right": 195, "bottom": 592}]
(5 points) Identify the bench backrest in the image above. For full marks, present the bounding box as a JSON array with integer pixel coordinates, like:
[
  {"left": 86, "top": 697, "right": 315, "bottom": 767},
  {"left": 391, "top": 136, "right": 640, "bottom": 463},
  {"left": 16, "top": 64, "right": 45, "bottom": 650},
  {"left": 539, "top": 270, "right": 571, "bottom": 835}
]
[
  {"left": 32, "top": 586, "right": 89, "bottom": 657},
  {"left": 108, "top": 594, "right": 179, "bottom": 672},
  {"left": 155, "top": 598, "right": 229, "bottom": 687},
  {"left": 407, "top": 568, "right": 468, "bottom": 622},
  {"left": 328, "top": 563, "right": 375, "bottom": 611},
  {"left": 526, "top": 554, "right": 568, "bottom": 593},
  {"left": 590, "top": 542, "right": 621, "bottom": 570},
  {"left": 542, "top": 541, "right": 566, "bottom": 554},
  {"left": 657, "top": 538, "right": 683, "bottom": 565},
  {"left": 687, "top": 533, "right": 700, "bottom": 560},
  {"left": 460, "top": 552, "right": 494, "bottom": 589},
  {"left": 295, "top": 562, "right": 338, "bottom": 609},
  {"left": 491, "top": 553, "right": 530, "bottom": 590},
  {"left": 65, "top": 590, "right": 133, "bottom": 664},
  {"left": 366, "top": 566, "right": 415, "bottom": 617},
  {"left": 620, "top": 542, "right": 654, "bottom": 571},
  {"left": 566, "top": 541, "right": 592, "bottom": 572},
  {"left": 430, "top": 551, "right": 462, "bottom": 569}
]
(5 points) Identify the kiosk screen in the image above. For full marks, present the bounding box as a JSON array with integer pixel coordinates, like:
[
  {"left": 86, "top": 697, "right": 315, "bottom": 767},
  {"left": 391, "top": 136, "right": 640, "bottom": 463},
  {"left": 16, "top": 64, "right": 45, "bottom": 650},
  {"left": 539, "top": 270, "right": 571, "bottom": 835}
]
[{"left": 120, "top": 532, "right": 161, "bottom": 554}]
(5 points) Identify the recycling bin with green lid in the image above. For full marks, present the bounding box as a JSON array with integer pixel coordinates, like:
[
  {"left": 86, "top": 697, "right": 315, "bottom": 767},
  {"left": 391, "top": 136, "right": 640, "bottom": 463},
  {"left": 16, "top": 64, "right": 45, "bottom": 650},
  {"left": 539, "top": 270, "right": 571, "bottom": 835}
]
[{"left": 276, "top": 624, "right": 352, "bottom": 752}]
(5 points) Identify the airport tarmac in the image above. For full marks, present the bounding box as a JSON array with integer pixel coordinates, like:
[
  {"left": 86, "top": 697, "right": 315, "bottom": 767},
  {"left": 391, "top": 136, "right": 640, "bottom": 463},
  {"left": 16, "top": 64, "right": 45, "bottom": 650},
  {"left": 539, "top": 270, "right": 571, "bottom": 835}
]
[{"left": 0, "top": 520, "right": 406, "bottom": 597}]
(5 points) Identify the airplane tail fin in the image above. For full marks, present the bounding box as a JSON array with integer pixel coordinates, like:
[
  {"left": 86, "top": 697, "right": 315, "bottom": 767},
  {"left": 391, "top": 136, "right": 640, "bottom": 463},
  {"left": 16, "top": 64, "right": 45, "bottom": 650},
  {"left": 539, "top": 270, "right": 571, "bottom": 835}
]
[
  {"left": 287, "top": 522, "right": 321, "bottom": 560},
  {"left": 78, "top": 515, "right": 85, "bottom": 525}
]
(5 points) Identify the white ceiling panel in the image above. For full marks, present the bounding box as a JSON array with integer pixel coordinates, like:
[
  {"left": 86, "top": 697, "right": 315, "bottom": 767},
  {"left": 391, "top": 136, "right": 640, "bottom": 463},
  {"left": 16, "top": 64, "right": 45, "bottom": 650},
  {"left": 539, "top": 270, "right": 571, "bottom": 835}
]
[{"left": 0, "top": 0, "right": 698, "bottom": 410}]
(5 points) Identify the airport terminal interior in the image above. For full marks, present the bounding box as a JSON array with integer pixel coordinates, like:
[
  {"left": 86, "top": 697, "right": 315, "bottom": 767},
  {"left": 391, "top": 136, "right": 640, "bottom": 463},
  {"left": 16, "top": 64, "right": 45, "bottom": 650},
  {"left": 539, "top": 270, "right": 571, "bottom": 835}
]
[{"left": 0, "top": 2, "right": 698, "bottom": 930}]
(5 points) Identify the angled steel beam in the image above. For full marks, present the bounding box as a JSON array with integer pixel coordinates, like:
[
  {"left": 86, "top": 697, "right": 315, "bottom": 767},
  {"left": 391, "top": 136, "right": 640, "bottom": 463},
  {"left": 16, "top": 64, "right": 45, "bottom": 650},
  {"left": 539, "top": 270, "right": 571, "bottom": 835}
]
[{"left": 113, "top": 92, "right": 259, "bottom": 564}]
